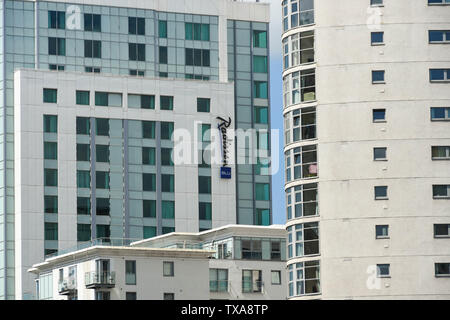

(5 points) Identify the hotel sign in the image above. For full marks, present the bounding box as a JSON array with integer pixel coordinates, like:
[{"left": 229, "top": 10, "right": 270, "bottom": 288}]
[{"left": 217, "top": 116, "right": 232, "bottom": 179}]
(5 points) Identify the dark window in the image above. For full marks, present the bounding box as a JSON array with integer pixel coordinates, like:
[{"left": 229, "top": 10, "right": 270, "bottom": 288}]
[
  {"left": 199, "top": 176, "right": 211, "bottom": 194},
  {"left": 48, "top": 11, "right": 65, "bottom": 29},
  {"left": 371, "top": 32, "right": 384, "bottom": 44},
  {"left": 435, "top": 263, "right": 450, "bottom": 276},
  {"left": 129, "top": 17, "right": 145, "bottom": 35},
  {"left": 44, "top": 142, "right": 57, "bottom": 160},
  {"left": 429, "top": 30, "right": 450, "bottom": 43},
  {"left": 430, "top": 69, "right": 450, "bottom": 81},
  {"left": 77, "top": 170, "right": 90, "bottom": 188},
  {"left": 373, "top": 109, "right": 386, "bottom": 122},
  {"left": 162, "top": 201, "right": 175, "bottom": 219},
  {"left": 143, "top": 200, "right": 156, "bottom": 218},
  {"left": 77, "top": 197, "right": 91, "bottom": 215},
  {"left": 376, "top": 225, "right": 389, "bottom": 238},
  {"left": 125, "top": 261, "right": 137, "bottom": 285},
  {"left": 434, "top": 224, "right": 450, "bottom": 238},
  {"left": 159, "top": 46, "right": 168, "bottom": 64},
  {"left": 96, "top": 198, "right": 110, "bottom": 216},
  {"left": 433, "top": 185, "right": 450, "bottom": 198},
  {"left": 44, "top": 169, "right": 58, "bottom": 187},
  {"left": 199, "top": 202, "right": 212, "bottom": 220},
  {"left": 84, "top": 14, "right": 101, "bottom": 32},
  {"left": 197, "top": 98, "right": 210, "bottom": 113},
  {"left": 43, "top": 89, "right": 57, "bottom": 103},
  {"left": 129, "top": 43, "right": 146, "bottom": 61},
  {"left": 372, "top": 70, "right": 385, "bottom": 83},
  {"left": 161, "top": 174, "right": 174, "bottom": 193},
  {"left": 44, "top": 196, "right": 58, "bottom": 214},
  {"left": 143, "top": 173, "right": 156, "bottom": 192},
  {"left": 159, "top": 20, "right": 167, "bottom": 38},
  {"left": 96, "top": 118, "right": 109, "bottom": 136},
  {"left": 374, "top": 186, "right": 388, "bottom": 200},
  {"left": 45, "top": 223, "right": 58, "bottom": 241},
  {"left": 253, "top": 30, "right": 267, "bottom": 48},
  {"left": 84, "top": 40, "right": 102, "bottom": 58},
  {"left": 185, "top": 23, "right": 209, "bottom": 41},
  {"left": 44, "top": 115, "right": 58, "bottom": 133},
  {"left": 96, "top": 145, "right": 109, "bottom": 163},
  {"left": 431, "top": 107, "right": 450, "bottom": 120},
  {"left": 163, "top": 262, "right": 174, "bottom": 277},
  {"left": 161, "top": 122, "right": 174, "bottom": 140},
  {"left": 142, "top": 147, "right": 155, "bottom": 165},
  {"left": 377, "top": 264, "right": 390, "bottom": 277},
  {"left": 142, "top": 121, "right": 155, "bottom": 139},
  {"left": 76, "top": 91, "right": 90, "bottom": 105},
  {"left": 96, "top": 171, "right": 110, "bottom": 189},
  {"left": 48, "top": 37, "right": 65, "bottom": 56},
  {"left": 76, "top": 117, "right": 90, "bottom": 135},
  {"left": 76, "top": 144, "right": 90, "bottom": 161},
  {"left": 96, "top": 224, "right": 110, "bottom": 240},
  {"left": 126, "top": 292, "right": 137, "bottom": 300},
  {"left": 241, "top": 240, "right": 262, "bottom": 260},
  {"left": 185, "top": 48, "right": 210, "bottom": 67},
  {"left": 77, "top": 224, "right": 91, "bottom": 242},
  {"left": 374, "top": 147, "right": 387, "bottom": 160},
  {"left": 163, "top": 293, "right": 174, "bottom": 300},
  {"left": 160, "top": 96, "right": 173, "bottom": 110},
  {"left": 161, "top": 148, "right": 173, "bottom": 166}
]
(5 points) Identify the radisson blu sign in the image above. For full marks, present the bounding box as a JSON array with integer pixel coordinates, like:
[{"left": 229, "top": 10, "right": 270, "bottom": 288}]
[{"left": 217, "top": 116, "right": 232, "bottom": 179}]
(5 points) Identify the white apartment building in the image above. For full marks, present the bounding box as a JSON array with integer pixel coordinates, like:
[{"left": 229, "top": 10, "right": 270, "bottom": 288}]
[
  {"left": 282, "top": 0, "right": 450, "bottom": 299},
  {"left": 4, "top": 0, "right": 272, "bottom": 300},
  {"left": 28, "top": 225, "right": 287, "bottom": 300}
]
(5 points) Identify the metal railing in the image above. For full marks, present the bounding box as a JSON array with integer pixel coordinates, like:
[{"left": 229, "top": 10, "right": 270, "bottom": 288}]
[{"left": 85, "top": 271, "right": 116, "bottom": 288}]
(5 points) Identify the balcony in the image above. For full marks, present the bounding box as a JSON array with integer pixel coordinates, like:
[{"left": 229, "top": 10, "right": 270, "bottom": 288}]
[
  {"left": 58, "top": 278, "right": 77, "bottom": 295},
  {"left": 85, "top": 271, "right": 116, "bottom": 289},
  {"left": 209, "top": 280, "right": 229, "bottom": 293}
]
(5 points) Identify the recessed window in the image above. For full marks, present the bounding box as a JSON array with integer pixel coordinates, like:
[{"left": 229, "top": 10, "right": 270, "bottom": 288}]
[
  {"left": 143, "top": 173, "right": 156, "bottom": 192},
  {"left": 129, "top": 43, "right": 146, "bottom": 61},
  {"left": 126, "top": 292, "right": 137, "bottom": 300},
  {"left": 429, "top": 30, "right": 450, "bottom": 43},
  {"left": 43, "top": 89, "right": 57, "bottom": 103},
  {"left": 76, "top": 117, "right": 90, "bottom": 135},
  {"left": 371, "top": 32, "right": 384, "bottom": 45},
  {"left": 434, "top": 224, "right": 450, "bottom": 238},
  {"left": 428, "top": 0, "right": 450, "bottom": 5},
  {"left": 96, "top": 171, "right": 110, "bottom": 189},
  {"left": 163, "top": 261, "right": 174, "bottom": 277},
  {"left": 48, "top": 11, "right": 65, "bottom": 29},
  {"left": 376, "top": 225, "right": 389, "bottom": 239},
  {"left": 143, "top": 200, "right": 156, "bottom": 218},
  {"left": 185, "top": 48, "right": 210, "bottom": 67},
  {"left": 374, "top": 186, "right": 388, "bottom": 200},
  {"left": 77, "top": 197, "right": 91, "bottom": 215},
  {"left": 76, "top": 91, "right": 90, "bottom": 105},
  {"left": 372, "top": 70, "right": 385, "bottom": 84},
  {"left": 142, "top": 121, "right": 155, "bottom": 139},
  {"left": 76, "top": 144, "right": 90, "bottom": 162},
  {"left": 161, "top": 174, "right": 174, "bottom": 193},
  {"left": 432, "top": 146, "right": 450, "bottom": 160},
  {"left": 160, "top": 96, "right": 174, "bottom": 110},
  {"left": 374, "top": 147, "right": 387, "bottom": 161},
  {"left": 44, "top": 195, "right": 58, "bottom": 214},
  {"left": 161, "top": 148, "right": 173, "bottom": 166},
  {"left": 199, "top": 202, "right": 212, "bottom": 221},
  {"left": 376, "top": 264, "right": 390, "bottom": 277},
  {"left": 197, "top": 98, "right": 210, "bottom": 113},
  {"left": 125, "top": 260, "right": 136, "bottom": 285},
  {"left": 96, "top": 145, "right": 109, "bottom": 163},
  {"left": 84, "top": 14, "right": 101, "bottom": 32},
  {"left": 96, "top": 198, "right": 110, "bottom": 216},
  {"left": 45, "top": 222, "right": 58, "bottom": 241},
  {"left": 271, "top": 271, "right": 282, "bottom": 285},
  {"left": 163, "top": 293, "right": 175, "bottom": 300},
  {"left": 44, "top": 142, "right": 57, "bottom": 160},
  {"left": 435, "top": 263, "right": 450, "bottom": 277},
  {"left": 373, "top": 109, "right": 386, "bottom": 122},
  {"left": 142, "top": 147, "right": 156, "bottom": 165},
  {"left": 84, "top": 40, "right": 101, "bottom": 58},
  {"left": 431, "top": 107, "right": 450, "bottom": 120},
  {"left": 48, "top": 37, "right": 65, "bottom": 56},
  {"left": 129, "top": 17, "right": 145, "bottom": 35},
  {"left": 199, "top": 176, "right": 211, "bottom": 194},
  {"left": 96, "top": 118, "right": 109, "bottom": 136},
  {"left": 433, "top": 185, "right": 450, "bottom": 199},
  {"left": 430, "top": 69, "right": 450, "bottom": 82},
  {"left": 44, "top": 169, "right": 58, "bottom": 187},
  {"left": 161, "top": 122, "right": 174, "bottom": 140},
  {"left": 77, "top": 224, "right": 91, "bottom": 241},
  {"left": 77, "top": 170, "right": 90, "bottom": 188},
  {"left": 159, "top": 46, "right": 168, "bottom": 64}
]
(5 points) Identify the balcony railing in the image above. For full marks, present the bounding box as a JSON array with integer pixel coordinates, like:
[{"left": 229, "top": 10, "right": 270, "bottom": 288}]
[
  {"left": 242, "top": 281, "right": 264, "bottom": 293},
  {"left": 209, "top": 280, "right": 229, "bottom": 293},
  {"left": 58, "top": 278, "right": 77, "bottom": 295},
  {"left": 85, "top": 271, "right": 116, "bottom": 289}
]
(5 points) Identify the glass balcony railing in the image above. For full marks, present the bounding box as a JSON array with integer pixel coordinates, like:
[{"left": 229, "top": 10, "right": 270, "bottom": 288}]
[{"left": 85, "top": 271, "right": 116, "bottom": 289}]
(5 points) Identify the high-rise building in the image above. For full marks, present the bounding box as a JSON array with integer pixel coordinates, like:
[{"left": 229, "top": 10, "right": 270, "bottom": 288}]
[
  {"left": 282, "top": 0, "right": 450, "bottom": 299},
  {"left": 0, "top": 0, "right": 272, "bottom": 300}
]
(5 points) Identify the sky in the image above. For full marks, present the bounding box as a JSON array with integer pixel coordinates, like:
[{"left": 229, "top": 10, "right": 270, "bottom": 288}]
[{"left": 267, "top": 0, "right": 285, "bottom": 225}]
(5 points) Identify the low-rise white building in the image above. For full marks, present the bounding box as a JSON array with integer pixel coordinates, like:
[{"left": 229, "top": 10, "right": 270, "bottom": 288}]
[{"left": 28, "top": 225, "right": 287, "bottom": 300}]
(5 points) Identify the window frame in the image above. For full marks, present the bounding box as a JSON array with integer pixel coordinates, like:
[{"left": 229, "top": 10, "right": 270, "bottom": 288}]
[
  {"left": 375, "top": 225, "right": 389, "bottom": 239},
  {"left": 376, "top": 264, "right": 390, "bottom": 278},
  {"left": 163, "top": 261, "right": 174, "bottom": 277}
]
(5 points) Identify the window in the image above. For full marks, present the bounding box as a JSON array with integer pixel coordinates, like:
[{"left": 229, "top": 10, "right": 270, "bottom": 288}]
[
  {"left": 44, "top": 169, "right": 58, "bottom": 187},
  {"left": 48, "top": 11, "right": 65, "bottom": 29},
  {"left": 433, "top": 185, "right": 450, "bottom": 199},
  {"left": 371, "top": 0, "right": 383, "bottom": 5},
  {"left": 128, "top": 94, "right": 155, "bottom": 109},
  {"left": 283, "top": 0, "right": 315, "bottom": 31},
  {"left": 96, "top": 171, "right": 110, "bottom": 189},
  {"left": 283, "top": 69, "right": 316, "bottom": 107},
  {"left": 161, "top": 122, "right": 174, "bottom": 140},
  {"left": 142, "top": 121, "right": 155, "bottom": 139},
  {"left": 125, "top": 261, "right": 136, "bottom": 285},
  {"left": 95, "top": 291, "right": 110, "bottom": 300},
  {"left": 162, "top": 201, "right": 175, "bottom": 219},
  {"left": 373, "top": 109, "right": 386, "bottom": 122},
  {"left": 185, "top": 23, "right": 210, "bottom": 41},
  {"left": 159, "top": 20, "right": 167, "bottom": 38},
  {"left": 84, "top": 40, "right": 101, "bottom": 58},
  {"left": 253, "top": 30, "right": 267, "bottom": 48},
  {"left": 254, "top": 81, "right": 268, "bottom": 99},
  {"left": 435, "top": 263, "right": 450, "bottom": 277},
  {"left": 126, "top": 292, "right": 137, "bottom": 300},
  {"left": 142, "top": 147, "right": 156, "bottom": 165},
  {"left": 129, "top": 17, "right": 145, "bottom": 35},
  {"left": 95, "top": 145, "right": 109, "bottom": 163},
  {"left": 44, "top": 115, "right": 57, "bottom": 133},
  {"left": 374, "top": 147, "right": 387, "bottom": 161},
  {"left": 96, "top": 198, "right": 110, "bottom": 216},
  {"left": 197, "top": 98, "right": 210, "bottom": 113},
  {"left": 371, "top": 32, "right": 384, "bottom": 45},
  {"left": 253, "top": 56, "right": 268, "bottom": 73},
  {"left": 161, "top": 174, "right": 174, "bottom": 193},
  {"left": 374, "top": 186, "right": 388, "bottom": 200},
  {"left": 44, "top": 196, "right": 58, "bottom": 214},
  {"left": 49, "top": 64, "right": 65, "bottom": 71},
  {"left": 163, "top": 262, "right": 174, "bottom": 277},
  {"left": 288, "top": 261, "right": 320, "bottom": 297},
  {"left": 160, "top": 96, "right": 174, "bottom": 110},
  {"left": 85, "top": 67, "right": 100, "bottom": 73},
  {"left": 129, "top": 69, "right": 145, "bottom": 77},
  {"left": 376, "top": 264, "right": 390, "bottom": 277},
  {"left": 45, "top": 223, "right": 58, "bottom": 241},
  {"left": 287, "top": 223, "right": 319, "bottom": 258},
  {"left": 159, "top": 46, "right": 168, "bottom": 64},
  {"left": 84, "top": 14, "right": 101, "bottom": 32},
  {"left": 159, "top": 72, "right": 168, "bottom": 78},
  {"left": 241, "top": 240, "right": 262, "bottom": 260},
  {"left": 376, "top": 225, "right": 389, "bottom": 239},
  {"left": 210, "top": 269, "right": 228, "bottom": 292},
  {"left": 286, "top": 183, "right": 318, "bottom": 220},
  {"left": 76, "top": 91, "right": 90, "bottom": 105},
  {"left": 77, "top": 224, "right": 91, "bottom": 242},
  {"left": 96, "top": 118, "right": 109, "bottom": 136},
  {"left": 96, "top": 224, "right": 110, "bottom": 240},
  {"left": 271, "top": 241, "right": 282, "bottom": 260},
  {"left": 432, "top": 146, "right": 450, "bottom": 160},
  {"left": 161, "top": 148, "right": 173, "bottom": 166},
  {"left": 76, "top": 144, "right": 90, "bottom": 162},
  {"left": 434, "top": 224, "right": 450, "bottom": 238},
  {"left": 283, "top": 31, "right": 314, "bottom": 70},
  {"left": 428, "top": 0, "right": 450, "bottom": 4},
  {"left": 95, "top": 92, "right": 122, "bottom": 107},
  {"left": 199, "top": 202, "right": 212, "bottom": 221},
  {"left": 48, "top": 37, "right": 65, "bottom": 56},
  {"left": 429, "top": 30, "right": 450, "bottom": 43},
  {"left": 255, "top": 183, "right": 270, "bottom": 201},
  {"left": 143, "top": 226, "right": 157, "bottom": 238},
  {"left": 284, "top": 107, "right": 316, "bottom": 144},
  {"left": 271, "top": 271, "right": 282, "bottom": 285},
  {"left": 76, "top": 117, "right": 90, "bottom": 135},
  {"left": 77, "top": 170, "right": 90, "bottom": 188},
  {"left": 163, "top": 293, "right": 174, "bottom": 300},
  {"left": 431, "top": 107, "right": 450, "bottom": 120},
  {"left": 44, "top": 142, "right": 57, "bottom": 160},
  {"left": 255, "top": 209, "right": 270, "bottom": 226},
  {"left": 199, "top": 176, "right": 211, "bottom": 194},
  {"left": 43, "top": 89, "right": 57, "bottom": 103},
  {"left": 285, "top": 145, "right": 318, "bottom": 182},
  {"left": 430, "top": 69, "right": 450, "bottom": 82},
  {"left": 185, "top": 48, "right": 210, "bottom": 67},
  {"left": 372, "top": 70, "right": 385, "bottom": 83},
  {"left": 242, "top": 270, "right": 263, "bottom": 293},
  {"left": 129, "top": 43, "right": 146, "bottom": 61},
  {"left": 143, "top": 173, "right": 156, "bottom": 192},
  {"left": 255, "top": 106, "right": 268, "bottom": 124},
  {"left": 143, "top": 200, "right": 156, "bottom": 218},
  {"left": 77, "top": 197, "right": 90, "bottom": 215}
]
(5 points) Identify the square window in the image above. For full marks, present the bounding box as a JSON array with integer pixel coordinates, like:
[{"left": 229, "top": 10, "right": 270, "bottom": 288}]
[
  {"left": 435, "top": 263, "right": 450, "bottom": 277},
  {"left": 372, "top": 70, "right": 385, "bottom": 83},
  {"left": 77, "top": 197, "right": 91, "bottom": 215},
  {"left": 376, "top": 264, "right": 390, "bottom": 277},
  {"left": 373, "top": 109, "right": 386, "bottom": 122},
  {"left": 96, "top": 145, "right": 109, "bottom": 163},
  {"left": 160, "top": 96, "right": 174, "bottom": 110},
  {"left": 77, "top": 117, "right": 90, "bottom": 135},
  {"left": 44, "top": 196, "right": 58, "bottom": 214},
  {"left": 434, "top": 224, "right": 450, "bottom": 238},
  {"left": 376, "top": 225, "right": 389, "bottom": 238},
  {"left": 197, "top": 98, "right": 210, "bottom": 113},
  {"left": 374, "top": 186, "right": 388, "bottom": 200},
  {"left": 162, "top": 201, "right": 175, "bottom": 219},
  {"left": 44, "top": 115, "right": 58, "bottom": 133},
  {"left": 143, "top": 200, "right": 156, "bottom": 218},
  {"left": 371, "top": 32, "right": 384, "bottom": 45},
  {"left": 76, "top": 91, "right": 90, "bottom": 105},
  {"left": 373, "top": 147, "right": 387, "bottom": 161},
  {"left": 77, "top": 224, "right": 91, "bottom": 241},
  {"left": 76, "top": 144, "right": 90, "bottom": 162},
  {"left": 96, "top": 198, "right": 110, "bottom": 216},
  {"left": 43, "top": 89, "right": 57, "bottom": 103}
]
